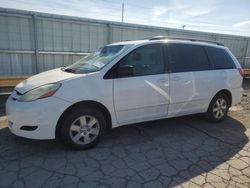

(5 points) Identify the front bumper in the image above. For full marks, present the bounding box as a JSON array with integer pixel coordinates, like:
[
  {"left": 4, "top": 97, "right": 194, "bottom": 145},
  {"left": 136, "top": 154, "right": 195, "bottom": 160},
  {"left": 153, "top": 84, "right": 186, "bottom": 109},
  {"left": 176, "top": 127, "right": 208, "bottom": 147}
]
[{"left": 6, "top": 95, "right": 71, "bottom": 139}]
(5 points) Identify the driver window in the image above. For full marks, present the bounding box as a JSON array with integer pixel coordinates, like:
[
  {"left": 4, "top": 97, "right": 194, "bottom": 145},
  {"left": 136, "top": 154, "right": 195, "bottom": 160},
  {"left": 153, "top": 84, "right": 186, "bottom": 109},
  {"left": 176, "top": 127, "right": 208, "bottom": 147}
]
[{"left": 118, "top": 44, "right": 164, "bottom": 76}]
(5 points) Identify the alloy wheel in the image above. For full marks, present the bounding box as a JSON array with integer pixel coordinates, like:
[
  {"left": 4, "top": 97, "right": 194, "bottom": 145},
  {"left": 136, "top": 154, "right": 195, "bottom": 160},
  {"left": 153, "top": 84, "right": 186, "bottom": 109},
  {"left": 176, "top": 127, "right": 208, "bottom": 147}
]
[
  {"left": 212, "top": 98, "right": 227, "bottom": 120},
  {"left": 69, "top": 115, "right": 100, "bottom": 145}
]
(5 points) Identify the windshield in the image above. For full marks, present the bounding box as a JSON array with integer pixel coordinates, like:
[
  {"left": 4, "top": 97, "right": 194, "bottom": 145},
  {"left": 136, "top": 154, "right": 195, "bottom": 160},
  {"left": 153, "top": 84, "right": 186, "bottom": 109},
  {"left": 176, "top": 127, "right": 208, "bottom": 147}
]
[{"left": 63, "top": 44, "right": 131, "bottom": 74}]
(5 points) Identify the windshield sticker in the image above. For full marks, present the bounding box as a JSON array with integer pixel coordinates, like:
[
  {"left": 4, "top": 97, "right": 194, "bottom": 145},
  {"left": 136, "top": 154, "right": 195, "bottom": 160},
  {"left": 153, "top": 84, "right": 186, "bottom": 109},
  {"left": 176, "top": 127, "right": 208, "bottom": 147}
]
[{"left": 93, "top": 61, "right": 105, "bottom": 68}]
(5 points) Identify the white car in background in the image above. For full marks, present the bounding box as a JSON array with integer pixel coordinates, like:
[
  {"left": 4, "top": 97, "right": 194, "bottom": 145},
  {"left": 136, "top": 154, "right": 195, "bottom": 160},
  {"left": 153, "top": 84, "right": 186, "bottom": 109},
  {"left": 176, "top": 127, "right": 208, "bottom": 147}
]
[{"left": 6, "top": 37, "right": 244, "bottom": 149}]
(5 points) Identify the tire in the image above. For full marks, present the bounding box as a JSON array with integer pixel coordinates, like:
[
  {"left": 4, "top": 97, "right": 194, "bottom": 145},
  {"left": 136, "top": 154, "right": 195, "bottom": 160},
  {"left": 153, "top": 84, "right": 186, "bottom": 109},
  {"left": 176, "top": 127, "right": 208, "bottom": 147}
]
[
  {"left": 60, "top": 107, "right": 106, "bottom": 150},
  {"left": 206, "top": 93, "right": 230, "bottom": 122}
]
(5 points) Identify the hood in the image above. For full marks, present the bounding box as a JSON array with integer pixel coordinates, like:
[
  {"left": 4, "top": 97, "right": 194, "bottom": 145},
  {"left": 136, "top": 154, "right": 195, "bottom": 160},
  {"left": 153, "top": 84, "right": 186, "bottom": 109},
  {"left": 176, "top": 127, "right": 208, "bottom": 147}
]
[{"left": 15, "top": 68, "right": 83, "bottom": 94}]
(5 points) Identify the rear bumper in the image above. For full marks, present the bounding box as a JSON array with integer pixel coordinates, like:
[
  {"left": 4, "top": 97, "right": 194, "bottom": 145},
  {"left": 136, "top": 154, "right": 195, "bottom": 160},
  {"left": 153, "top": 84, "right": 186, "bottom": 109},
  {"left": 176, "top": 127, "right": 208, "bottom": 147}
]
[{"left": 6, "top": 95, "right": 71, "bottom": 139}]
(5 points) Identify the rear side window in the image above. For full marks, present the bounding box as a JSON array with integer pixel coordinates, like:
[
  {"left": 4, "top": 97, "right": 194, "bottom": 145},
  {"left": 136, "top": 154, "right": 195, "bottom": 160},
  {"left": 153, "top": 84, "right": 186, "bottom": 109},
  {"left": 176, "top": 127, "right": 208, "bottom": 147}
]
[
  {"left": 205, "top": 47, "right": 236, "bottom": 69},
  {"left": 169, "top": 44, "right": 210, "bottom": 73}
]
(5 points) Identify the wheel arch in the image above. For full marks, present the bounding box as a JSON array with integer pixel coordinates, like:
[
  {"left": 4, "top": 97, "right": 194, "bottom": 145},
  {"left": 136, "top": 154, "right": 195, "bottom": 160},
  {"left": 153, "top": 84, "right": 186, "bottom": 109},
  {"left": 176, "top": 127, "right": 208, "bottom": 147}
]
[
  {"left": 212, "top": 89, "right": 232, "bottom": 107},
  {"left": 55, "top": 100, "right": 112, "bottom": 139}
]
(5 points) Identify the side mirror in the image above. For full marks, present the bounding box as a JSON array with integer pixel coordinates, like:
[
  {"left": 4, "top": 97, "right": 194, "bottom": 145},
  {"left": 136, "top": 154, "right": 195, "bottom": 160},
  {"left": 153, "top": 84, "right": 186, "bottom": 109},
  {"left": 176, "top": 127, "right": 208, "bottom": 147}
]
[{"left": 117, "top": 65, "right": 134, "bottom": 78}]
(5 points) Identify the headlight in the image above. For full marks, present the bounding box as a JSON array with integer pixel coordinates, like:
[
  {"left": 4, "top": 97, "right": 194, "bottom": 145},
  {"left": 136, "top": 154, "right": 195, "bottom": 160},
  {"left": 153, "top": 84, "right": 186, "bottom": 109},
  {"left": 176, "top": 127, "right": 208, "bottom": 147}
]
[{"left": 17, "top": 83, "right": 61, "bottom": 102}]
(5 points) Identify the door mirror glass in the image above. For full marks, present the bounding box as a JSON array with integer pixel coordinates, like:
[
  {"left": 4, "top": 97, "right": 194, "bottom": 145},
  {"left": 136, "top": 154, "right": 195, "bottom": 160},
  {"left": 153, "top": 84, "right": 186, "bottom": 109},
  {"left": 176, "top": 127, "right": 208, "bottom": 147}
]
[{"left": 117, "top": 65, "right": 134, "bottom": 78}]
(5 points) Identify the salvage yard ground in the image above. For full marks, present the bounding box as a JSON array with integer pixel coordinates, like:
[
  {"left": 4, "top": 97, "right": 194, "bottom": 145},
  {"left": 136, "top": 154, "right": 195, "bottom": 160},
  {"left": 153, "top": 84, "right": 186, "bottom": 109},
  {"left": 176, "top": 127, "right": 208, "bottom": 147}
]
[{"left": 0, "top": 80, "right": 249, "bottom": 188}]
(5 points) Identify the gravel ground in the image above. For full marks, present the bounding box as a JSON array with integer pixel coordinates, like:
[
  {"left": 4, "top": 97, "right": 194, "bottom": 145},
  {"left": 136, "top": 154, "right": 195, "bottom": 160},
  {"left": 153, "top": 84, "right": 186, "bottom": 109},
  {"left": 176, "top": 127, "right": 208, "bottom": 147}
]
[
  {"left": 0, "top": 80, "right": 249, "bottom": 188},
  {"left": 0, "top": 95, "right": 8, "bottom": 129},
  {"left": 229, "top": 79, "right": 250, "bottom": 128}
]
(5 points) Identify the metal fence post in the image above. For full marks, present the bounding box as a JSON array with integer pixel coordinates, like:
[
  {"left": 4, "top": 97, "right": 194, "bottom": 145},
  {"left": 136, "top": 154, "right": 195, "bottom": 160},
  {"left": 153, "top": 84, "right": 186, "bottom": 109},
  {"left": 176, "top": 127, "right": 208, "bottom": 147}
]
[
  {"left": 32, "top": 13, "right": 39, "bottom": 74},
  {"left": 244, "top": 39, "right": 250, "bottom": 69},
  {"left": 107, "top": 23, "right": 111, "bottom": 44}
]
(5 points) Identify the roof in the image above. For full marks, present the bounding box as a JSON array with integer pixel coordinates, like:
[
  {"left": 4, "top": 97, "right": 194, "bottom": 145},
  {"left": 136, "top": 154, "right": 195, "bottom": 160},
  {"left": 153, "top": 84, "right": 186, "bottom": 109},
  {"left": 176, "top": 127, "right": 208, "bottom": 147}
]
[{"left": 108, "top": 37, "right": 226, "bottom": 49}]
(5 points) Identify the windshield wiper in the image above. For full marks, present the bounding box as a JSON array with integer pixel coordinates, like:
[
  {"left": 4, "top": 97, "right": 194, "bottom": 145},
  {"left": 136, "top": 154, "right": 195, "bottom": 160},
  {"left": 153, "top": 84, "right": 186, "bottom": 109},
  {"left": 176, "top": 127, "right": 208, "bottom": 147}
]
[{"left": 62, "top": 68, "right": 76, "bottom": 73}]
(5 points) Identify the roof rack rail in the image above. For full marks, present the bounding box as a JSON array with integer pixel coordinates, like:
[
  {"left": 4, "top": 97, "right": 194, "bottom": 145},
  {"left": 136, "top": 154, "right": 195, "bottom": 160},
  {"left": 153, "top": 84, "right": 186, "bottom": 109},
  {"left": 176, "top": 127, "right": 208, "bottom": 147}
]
[{"left": 149, "top": 36, "right": 224, "bottom": 46}]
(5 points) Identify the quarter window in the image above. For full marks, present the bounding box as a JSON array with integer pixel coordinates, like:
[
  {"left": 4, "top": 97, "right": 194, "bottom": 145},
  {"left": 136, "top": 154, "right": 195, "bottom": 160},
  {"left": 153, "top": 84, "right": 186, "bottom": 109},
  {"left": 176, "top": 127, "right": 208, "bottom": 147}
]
[
  {"left": 205, "top": 46, "right": 236, "bottom": 69},
  {"left": 169, "top": 44, "right": 210, "bottom": 73},
  {"left": 117, "top": 44, "right": 164, "bottom": 77}
]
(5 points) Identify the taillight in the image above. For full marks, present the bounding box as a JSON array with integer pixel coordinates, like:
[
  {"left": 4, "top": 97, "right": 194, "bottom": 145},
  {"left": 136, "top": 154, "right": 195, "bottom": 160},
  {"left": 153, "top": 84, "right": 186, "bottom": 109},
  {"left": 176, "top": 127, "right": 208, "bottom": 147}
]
[{"left": 238, "top": 68, "right": 245, "bottom": 77}]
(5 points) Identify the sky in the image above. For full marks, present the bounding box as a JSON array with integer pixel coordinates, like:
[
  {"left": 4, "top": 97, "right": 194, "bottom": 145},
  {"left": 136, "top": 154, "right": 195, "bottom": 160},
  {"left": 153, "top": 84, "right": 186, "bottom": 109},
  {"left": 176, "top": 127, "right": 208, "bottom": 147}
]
[{"left": 0, "top": 0, "right": 250, "bottom": 36}]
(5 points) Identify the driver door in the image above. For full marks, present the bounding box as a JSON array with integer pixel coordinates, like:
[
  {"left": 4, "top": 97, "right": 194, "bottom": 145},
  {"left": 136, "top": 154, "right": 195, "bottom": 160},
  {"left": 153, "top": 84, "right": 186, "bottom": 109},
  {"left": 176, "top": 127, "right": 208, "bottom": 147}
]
[{"left": 112, "top": 44, "right": 170, "bottom": 125}]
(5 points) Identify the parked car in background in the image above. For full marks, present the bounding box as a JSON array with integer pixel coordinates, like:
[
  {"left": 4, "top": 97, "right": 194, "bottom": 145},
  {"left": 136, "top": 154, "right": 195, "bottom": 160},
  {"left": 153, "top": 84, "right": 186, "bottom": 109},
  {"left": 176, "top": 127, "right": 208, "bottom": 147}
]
[{"left": 6, "top": 37, "right": 244, "bottom": 149}]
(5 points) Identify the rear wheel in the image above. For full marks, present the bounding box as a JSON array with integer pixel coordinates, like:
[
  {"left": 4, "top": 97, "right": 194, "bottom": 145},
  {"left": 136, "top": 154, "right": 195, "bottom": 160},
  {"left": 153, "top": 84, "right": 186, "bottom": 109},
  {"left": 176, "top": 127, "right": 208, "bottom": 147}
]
[
  {"left": 206, "top": 93, "right": 230, "bottom": 122},
  {"left": 60, "top": 107, "right": 106, "bottom": 150}
]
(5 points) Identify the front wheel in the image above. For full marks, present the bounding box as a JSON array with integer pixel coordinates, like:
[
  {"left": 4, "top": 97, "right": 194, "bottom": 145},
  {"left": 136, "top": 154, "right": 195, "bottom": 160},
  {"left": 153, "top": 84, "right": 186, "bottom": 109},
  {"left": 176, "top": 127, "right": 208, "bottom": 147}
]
[
  {"left": 60, "top": 107, "right": 106, "bottom": 150},
  {"left": 206, "top": 93, "right": 230, "bottom": 122}
]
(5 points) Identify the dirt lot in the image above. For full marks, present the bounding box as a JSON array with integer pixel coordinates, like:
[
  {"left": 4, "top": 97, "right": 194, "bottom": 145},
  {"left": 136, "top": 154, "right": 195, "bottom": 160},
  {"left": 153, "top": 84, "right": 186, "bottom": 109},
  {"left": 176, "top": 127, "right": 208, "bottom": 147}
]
[
  {"left": 0, "top": 94, "right": 8, "bottom": 128},
  {"left": 0, "top": 80, "right": 249, "bottom": 187}
]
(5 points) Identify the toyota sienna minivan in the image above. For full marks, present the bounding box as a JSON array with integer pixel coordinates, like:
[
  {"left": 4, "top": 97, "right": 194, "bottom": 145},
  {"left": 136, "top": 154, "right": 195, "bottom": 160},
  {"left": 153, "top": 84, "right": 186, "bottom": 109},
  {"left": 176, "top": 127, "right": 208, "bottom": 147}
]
[{"left": 6, "top": 37, "right": 244, "bottom": 149}]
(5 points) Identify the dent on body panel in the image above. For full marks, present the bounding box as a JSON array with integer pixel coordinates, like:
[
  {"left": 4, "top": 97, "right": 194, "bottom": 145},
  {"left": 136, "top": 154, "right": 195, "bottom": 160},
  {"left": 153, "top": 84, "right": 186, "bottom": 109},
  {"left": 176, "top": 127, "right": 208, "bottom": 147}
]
[
  {"left": 170, "top": 72, "right": 195, "bottom": 103},
  {"left": 180, "top": 72, "right": 198, "bottom": 111},
  {"left": 144, "top": 80, "right": 170, "bottom": 101},
  {"left": 169, "top": 71, "right": 211, "bottom": 116},
  {"left": 114, "top": 75, "right": 170, "bottom": 112},
  {"left": 170, "top": 72, "right": 196, "bottom": 114}
]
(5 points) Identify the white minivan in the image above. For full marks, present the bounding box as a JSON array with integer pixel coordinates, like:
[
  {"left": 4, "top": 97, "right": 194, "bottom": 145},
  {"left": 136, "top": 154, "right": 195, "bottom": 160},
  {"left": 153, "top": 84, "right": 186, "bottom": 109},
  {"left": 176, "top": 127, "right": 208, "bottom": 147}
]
[{"left": 6, "top": 37, "right": 244, "bottom": 149}]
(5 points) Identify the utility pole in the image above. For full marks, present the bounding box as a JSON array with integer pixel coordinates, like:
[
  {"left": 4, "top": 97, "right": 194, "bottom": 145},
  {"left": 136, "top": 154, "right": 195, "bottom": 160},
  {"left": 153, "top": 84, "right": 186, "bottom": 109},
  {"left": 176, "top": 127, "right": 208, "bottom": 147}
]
[
  {"left": 122, "top": 1, "right": 124, "bottom": 23},
  {"left": 182, "top": 25, "right": 186, "bottom": 30},
  {"left": 121, "top": 1, "right": 124, "bottom": 41}
]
